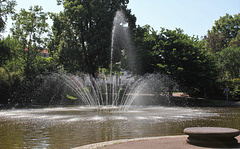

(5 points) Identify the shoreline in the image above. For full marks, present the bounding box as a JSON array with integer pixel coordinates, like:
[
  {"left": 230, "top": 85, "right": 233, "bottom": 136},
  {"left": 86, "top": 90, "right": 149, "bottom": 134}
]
[{"left": 72, "top": 135, "right": 240, "bottom": 149}]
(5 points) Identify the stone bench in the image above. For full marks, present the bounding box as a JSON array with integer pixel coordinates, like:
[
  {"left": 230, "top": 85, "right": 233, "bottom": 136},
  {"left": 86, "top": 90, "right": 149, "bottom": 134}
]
[{"left": 184, "top": 127, "right": 240, "bottom": 147}]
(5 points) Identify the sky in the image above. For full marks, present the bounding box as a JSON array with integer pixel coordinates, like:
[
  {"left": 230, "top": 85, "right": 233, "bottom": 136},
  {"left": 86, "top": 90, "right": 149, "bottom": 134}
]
[
  {"left": 128, "top": 0, "right": 240, "bottom": 37},
  {"left": 2, "top": 0, "right": 63, "bottom": 37},
  {"left": 2, "top": 0, "right": 240, "bottom": 37}
]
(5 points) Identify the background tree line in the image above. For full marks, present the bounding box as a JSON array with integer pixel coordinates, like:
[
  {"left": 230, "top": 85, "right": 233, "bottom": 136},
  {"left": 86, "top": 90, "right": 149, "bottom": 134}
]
[{"left": 0, "top": 0, "right": 240, "bottom": 105}]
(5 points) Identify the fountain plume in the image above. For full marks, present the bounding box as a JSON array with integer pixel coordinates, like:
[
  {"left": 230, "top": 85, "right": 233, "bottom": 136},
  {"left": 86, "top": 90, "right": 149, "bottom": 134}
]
[{"left": 10, "top": 10, "right": 177, "bottom": 110}]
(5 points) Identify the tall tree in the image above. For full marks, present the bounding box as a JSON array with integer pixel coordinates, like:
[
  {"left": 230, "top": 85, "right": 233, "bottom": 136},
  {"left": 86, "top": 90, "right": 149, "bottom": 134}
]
[
  {"left": 51, "top": 0, "right": 136, "bottom": 76},
  {"left": 229, "top": 30, "right": 240, "bottom": 47},
  {"left": 0, "top": 38, "right": 10, "bottom": 66},
  {"left": 217, "top": 47, "right": 240, "bottom": 80},
  {"left": 206, "top": 32, "right": 225, "bottom": 53},
  {"left": 0, "top": 0, "right": 16, "bottom": 33},
  {"left": 157, "top": 29, "right": 218, "bottom": 95},
  {"left": 207, "top": 13, "right": 240, "bottom": 53},
  {"left": 134, "top": 26, "right": 218, "bottom": 96},
  {"left": 10, "top": 5, "right": 49, "bottom": 78},
  {"left": 133, "top": 25, "right": 160, "bottom": 75}
]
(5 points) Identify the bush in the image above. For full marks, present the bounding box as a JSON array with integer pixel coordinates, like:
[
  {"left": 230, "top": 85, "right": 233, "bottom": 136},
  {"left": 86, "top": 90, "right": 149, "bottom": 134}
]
[
  {"left": 230, "top": 85, "right": 240, "bottom": 98},
  {"left": 219, "top": 79, "right": 240, "bottom": 99},
  {"left": 0, "top": 67, "right": 11, "bottom": 104},
  {"left": 229, "top": 79, "right": 240, "bottom": 98},
  {"left": 0, "top": 67, "right": 24, "bottom": 104}
]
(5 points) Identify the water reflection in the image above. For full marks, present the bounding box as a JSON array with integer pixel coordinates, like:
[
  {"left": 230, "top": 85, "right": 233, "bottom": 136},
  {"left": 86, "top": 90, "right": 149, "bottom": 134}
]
[{"left": 0, "top": 106, "right": 239, "bottom": 148}]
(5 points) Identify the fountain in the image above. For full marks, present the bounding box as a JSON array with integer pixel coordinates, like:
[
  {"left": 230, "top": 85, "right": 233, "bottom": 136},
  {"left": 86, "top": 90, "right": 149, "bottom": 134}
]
[
  {"left": 0, "top": 10, "right": 239, "bottom": 149},
  {"left": 60, "top": 72, "right": 174, "bottom": 108},
  {"left": 10, "top": 10, "right": 175, "bottom": 109}
]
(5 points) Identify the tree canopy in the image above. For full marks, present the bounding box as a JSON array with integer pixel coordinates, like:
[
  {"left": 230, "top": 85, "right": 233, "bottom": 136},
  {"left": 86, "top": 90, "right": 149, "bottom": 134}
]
[
  {"left": 207, "top": 13, "right": 240, "bottom": 53},
  {"left": 10, "top": 5, "right": 49, "bottom": 78},
  {"left": 206, "top": 13, "right": 240, "bottom": 80},
  {"left": 134, "top": 26, "right": 218, "bottom": 95},
  {"left": 0, "top": 0, "right": 16, "bottom": 33},
  {"left": 50, "top": 0, "right": 136, "bottom": 76},
  {"left": 0, "top": 1, "right": 240, "bottom": 104}
]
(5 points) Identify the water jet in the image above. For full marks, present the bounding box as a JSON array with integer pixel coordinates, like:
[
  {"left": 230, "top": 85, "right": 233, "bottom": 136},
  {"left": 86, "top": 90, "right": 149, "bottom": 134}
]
[{"left": 1, "top": 10, "right": 239, "bottom": 149}]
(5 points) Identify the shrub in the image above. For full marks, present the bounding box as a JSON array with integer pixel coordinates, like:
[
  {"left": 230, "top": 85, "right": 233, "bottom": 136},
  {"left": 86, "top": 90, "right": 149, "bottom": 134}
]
[
  {"left": 230, "top": 79, "right": 240, "bottom": 98},
  {"left": 219, "top": 79, "right": 240, "bottom": 99},
  {"left": 0, "top": 67, "right": 11, "bottom": 104},
  {"left": 0, "top": 67, "right": 24, "bottom": 104},
  {"left": 230, "top": 85, "right": 240, "bottom": 98}
]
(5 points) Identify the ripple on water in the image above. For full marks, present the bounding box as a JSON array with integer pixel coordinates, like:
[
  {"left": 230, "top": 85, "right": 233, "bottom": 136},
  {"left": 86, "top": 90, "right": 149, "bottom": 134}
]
[
  {"left": 111, "top": 116, "right": 128, "bottom": 120},
  {"left": 0, "top": 106, "right": 219, "bottom": 123},
  {"left": 90, "top": 116, "right": 104, "bottom": 121}
]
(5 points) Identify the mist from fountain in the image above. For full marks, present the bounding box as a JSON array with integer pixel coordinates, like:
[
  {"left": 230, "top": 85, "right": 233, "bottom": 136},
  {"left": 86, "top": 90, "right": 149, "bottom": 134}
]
[
  {"left": 55, "top": 73, "right": 174, "bottom": 109},
  {"left": 54, "top": 10, "right": 175, "bottom": 109},
  {"left": 11, "top": 10, "right": 176, "bottom": 109},
  {"left": 109, "top": 10, "right": 132, "bottom": 106}
]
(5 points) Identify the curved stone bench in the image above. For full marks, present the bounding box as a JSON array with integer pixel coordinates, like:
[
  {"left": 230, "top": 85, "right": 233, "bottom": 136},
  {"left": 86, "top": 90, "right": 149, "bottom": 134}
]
[{"left": 184, "top": 127, "right": 240, "bottom": 147}]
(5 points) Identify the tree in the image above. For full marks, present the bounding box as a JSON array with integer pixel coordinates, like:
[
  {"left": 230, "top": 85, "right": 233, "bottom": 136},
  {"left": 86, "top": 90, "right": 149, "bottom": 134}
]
[
  {"left": 10, "top": 5, "right": 49, "bottom": 78},
  {"left": 217, "top": 47, "right": 240, "bottom": 80},
  {"left": 206, "top": 32, "right": 225, "bottom": 53},
  {"left": 133, "top": 25, "right": 160, "bottom": 75},
  {"left": 0, "top": 36, "right": 25, "bottom": 105},
  {"left": 0, "top": 38, "right": 11, "bottom": 66},
  {"left": 229, "top": 30, "right": 240, "bottom": 47},
  {"left": 157, "top": 29, "right": 218, "bottom": 95},
  {"left": 51, "top": 0, "right": 136, "bottom": 76},
  {"left": 207, "top": 13, "right": 240, "bottom": 53},
  {"left": 133, "top": 26, "right": 218, "bottom": 96},
  {"left": 0, "top": 0, "right": 16, "bottom": 33}
]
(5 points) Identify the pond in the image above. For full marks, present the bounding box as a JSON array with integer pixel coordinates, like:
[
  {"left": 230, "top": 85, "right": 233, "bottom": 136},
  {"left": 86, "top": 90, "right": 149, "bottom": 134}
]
[{"left": 0, "top": 106, "right": 239, "bottom": 149}]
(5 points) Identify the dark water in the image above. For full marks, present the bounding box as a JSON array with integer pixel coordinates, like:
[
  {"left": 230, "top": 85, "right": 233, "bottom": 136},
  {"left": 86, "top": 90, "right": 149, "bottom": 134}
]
[{"left": 0, "top": 106, "right": 239, "bottom": 149}]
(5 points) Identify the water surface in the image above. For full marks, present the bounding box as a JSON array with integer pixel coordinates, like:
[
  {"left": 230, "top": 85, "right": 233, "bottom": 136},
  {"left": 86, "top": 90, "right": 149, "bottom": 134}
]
[{"left": 0, "top": 106, "right": 239, "bottom": 149}]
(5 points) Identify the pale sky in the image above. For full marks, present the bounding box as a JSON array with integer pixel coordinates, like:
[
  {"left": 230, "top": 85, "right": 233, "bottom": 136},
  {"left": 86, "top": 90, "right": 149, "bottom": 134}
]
[
  {"left": 2, "top": 0, "right": 240, "bottom": 37},
  {"left": 128, "top": 0, "right": 240, "bottom": 37}
]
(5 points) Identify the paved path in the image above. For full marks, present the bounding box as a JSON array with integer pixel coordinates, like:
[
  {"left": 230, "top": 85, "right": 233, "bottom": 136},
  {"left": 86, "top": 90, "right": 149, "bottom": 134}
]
[{"left": 72, "top": 135, "right": 240, "bottom": 149}]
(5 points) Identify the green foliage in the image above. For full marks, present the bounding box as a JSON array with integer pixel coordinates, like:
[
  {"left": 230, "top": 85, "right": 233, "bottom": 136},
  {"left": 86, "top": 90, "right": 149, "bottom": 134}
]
[
  {"left": 206, "top": 32, "right": 225, "bottom": 53},
  {"left": 50, "top": 0, "right": 136, "bottom": 76},
  {"left": 0, "top": 67, "right": 11, "bottom": 103},
  {"left": 204, "top": 13, "right": 240, "bottom": 97},
  {"left": 0, "top": 38, "right": 11, "bottom": 66},
  {"left": 207, "top": 13, "right": 240, "bottom": 53},
  {"left": 0, "top": 67, "right": 11, "bottom": 86},
  {"left": 216, "top": 47, "right": 240, "bottom": 79},
  {"left": 158, "top": 29, "right": 218, "bottom": 96},
  {"left": 0, "top": 9, "right": 60, "bottom": 104},
  {"left": 11, "top": 5, "right": 49, "bottom": 78},
  {"left": 134, "top": 26, "right": 218, "bottom": 96},
  {"left": 98, "top": 67, "right": 110, "bottom": 75},
  {"left": 221, "top": 79, "right": 240, "bottom": 98},
  {"left": 230, "top": 85, "right": 240, "bottom": 99},
  {"left": 2, "top": 35, "right": 25, "bottom": 72},
  {"left": 229, "top": 30, "right": 240, "bottom": 47},
  {"left": 2, "top": 2, "right": 239, "bottom": 104},
  {"left": 11, "top": 5, "right": 49, "bottom": 48},
  {"left": 0, "top": 67, "right": 24, "bottom": 104},
  {"left": 0, "top": 0, "right": 16, "bottom": 32},
  {"left": 29, "top": 56, "right": 60, "bottom": 75},
  {"left": 133, "top": 25, "right": 159, "bottom": 75}
]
